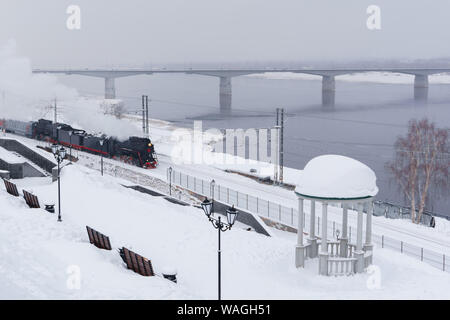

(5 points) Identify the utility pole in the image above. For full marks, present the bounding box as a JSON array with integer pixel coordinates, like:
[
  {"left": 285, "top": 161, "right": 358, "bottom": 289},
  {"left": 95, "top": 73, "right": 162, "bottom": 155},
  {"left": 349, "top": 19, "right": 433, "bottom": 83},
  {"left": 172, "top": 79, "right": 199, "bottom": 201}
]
[
  {"left": 54, "top": 98, "right": 57, "bottom": 124},
  {"left": 275, "top": 108, "right": 285, "bottom": 185},
  {"left": 142, "top": 95, "right": 146, "bottom": 136},
  {"left": 276, "top": 107, "right": 279, "bottom": 127},
  {"left": 279, "top": 108, "right": 284, "bottom": 184},
  {"left": 141, "top": 95, "right": 150, "bottom": 138},
  {"left": 273, "top": 125, "right": 280, "bottom": 184},
  {"left": 145, "top": 96, "right": 150, "bottom": 138}
]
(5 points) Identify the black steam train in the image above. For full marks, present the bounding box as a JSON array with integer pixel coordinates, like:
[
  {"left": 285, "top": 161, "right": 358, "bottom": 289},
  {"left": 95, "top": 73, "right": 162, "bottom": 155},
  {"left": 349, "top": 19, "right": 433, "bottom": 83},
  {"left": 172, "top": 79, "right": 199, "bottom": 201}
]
[{"left": 0, "top": 118, "right": 158, "bottom": 168}]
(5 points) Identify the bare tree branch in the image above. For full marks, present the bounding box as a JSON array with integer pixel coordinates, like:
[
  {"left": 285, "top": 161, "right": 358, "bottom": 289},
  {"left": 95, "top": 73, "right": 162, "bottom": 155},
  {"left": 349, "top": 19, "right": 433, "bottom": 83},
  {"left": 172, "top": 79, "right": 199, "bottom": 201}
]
[{"left": 386, "top": 118, "right": 449, "bottom": 224}]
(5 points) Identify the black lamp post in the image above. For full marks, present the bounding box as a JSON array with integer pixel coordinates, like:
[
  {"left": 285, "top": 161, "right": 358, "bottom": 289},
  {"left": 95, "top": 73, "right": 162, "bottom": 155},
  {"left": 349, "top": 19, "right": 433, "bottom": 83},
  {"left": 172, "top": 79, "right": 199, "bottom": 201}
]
[
  {"left": 201, "top": 198, "right": 239, "bottom": 300},
  {"left": 210, "top": 179, "right": 216, "bottom": 200},
  {"left": 210, "top": 179, "right": 215, "bottom": 213},
  {"left": 99, "top": 138, "right": 104, "bottom": 176},
  {"left": 168, "top": 167, "right": 173, "bottom": 195},
  {"left": 51, "top": 143, "right": 66, "bottom": 222}
]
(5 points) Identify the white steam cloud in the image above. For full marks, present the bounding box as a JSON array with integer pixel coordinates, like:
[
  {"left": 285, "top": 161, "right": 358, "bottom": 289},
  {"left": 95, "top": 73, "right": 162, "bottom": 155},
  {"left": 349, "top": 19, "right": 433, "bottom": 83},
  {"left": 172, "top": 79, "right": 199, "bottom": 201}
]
[{"left": 0, "top": 40, "right": 140, "bottom": 140}]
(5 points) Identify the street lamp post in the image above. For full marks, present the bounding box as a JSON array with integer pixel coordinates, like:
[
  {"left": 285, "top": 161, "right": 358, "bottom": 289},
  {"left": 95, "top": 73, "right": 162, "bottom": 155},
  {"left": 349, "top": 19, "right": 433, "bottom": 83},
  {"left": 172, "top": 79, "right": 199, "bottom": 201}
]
[
  {"left": 201, "top": 198, "right": 239, "bottom": 300},
  {"left": 51, "top": 144, "right": 66, "bottom": 222},
  {"left": 210, "top": 179, "right": 216, "bottom": 212},
  {"left": 99, "top": 138, "right": 104, "bottom": 176},
  {"left": 168, "top": 167, "right": 173, "bottom": 195}
]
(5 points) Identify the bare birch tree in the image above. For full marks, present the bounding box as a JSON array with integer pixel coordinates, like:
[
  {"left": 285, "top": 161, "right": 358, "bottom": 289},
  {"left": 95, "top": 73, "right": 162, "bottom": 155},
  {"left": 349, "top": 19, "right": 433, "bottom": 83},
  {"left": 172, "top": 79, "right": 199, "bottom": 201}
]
[{"left": 387, "top": 118, "right": 449, "bottom": 224}]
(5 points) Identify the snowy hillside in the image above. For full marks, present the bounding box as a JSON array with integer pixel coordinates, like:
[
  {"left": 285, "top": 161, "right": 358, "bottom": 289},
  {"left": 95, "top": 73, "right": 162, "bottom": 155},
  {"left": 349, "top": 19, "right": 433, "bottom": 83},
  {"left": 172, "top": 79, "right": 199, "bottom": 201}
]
[{"left": 1, "top": 163, "right": 450, "bottom": 299}]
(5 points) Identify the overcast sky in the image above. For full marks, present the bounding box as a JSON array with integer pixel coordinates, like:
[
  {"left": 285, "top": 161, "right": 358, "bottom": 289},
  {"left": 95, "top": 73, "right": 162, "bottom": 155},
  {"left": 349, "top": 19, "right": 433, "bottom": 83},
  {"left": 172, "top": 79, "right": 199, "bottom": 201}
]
[{"left": 0, "top": 0, "right": 448, "bottom": 67}]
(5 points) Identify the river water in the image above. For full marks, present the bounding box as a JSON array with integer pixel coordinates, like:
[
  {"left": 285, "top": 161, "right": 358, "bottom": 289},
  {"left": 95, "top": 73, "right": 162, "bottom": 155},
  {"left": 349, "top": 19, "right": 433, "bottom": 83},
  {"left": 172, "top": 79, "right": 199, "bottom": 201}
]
[{"left": 59, "top": 74, "right": 450, "bottom": 216}]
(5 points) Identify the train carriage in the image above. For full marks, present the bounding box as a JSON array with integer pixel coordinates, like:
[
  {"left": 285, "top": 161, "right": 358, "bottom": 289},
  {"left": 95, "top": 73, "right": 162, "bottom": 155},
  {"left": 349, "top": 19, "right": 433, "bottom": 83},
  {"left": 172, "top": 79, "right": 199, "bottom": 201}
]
[
  {"left": 2, "top": 119, "right": 35, "bottom": 138},
  {"left": 1, "top": 118, "right": 158, "bottom": 169},
  {"left": 55, "top": 125, "right": 85, "bottom": 150}
]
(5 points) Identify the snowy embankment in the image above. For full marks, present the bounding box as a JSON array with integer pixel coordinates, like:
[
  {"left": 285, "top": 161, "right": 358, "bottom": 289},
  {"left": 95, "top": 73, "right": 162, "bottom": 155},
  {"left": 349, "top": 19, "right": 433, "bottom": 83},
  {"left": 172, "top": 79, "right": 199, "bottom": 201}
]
[
  {"left": 110, "top": 116, "right": 450, "bottom": 255},
  {"left": 2, "top": 163, "right": 450, "bottom": 299},
  {"left": 4, "top": 119, "right": 450, "bottom": 258},
  {"left": 10, "top": 108, "right": 448, "bottom": 256}
]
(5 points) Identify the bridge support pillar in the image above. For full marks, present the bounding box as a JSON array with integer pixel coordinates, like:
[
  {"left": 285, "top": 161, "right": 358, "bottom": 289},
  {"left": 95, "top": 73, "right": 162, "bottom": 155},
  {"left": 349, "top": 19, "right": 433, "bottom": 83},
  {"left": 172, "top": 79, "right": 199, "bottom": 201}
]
[
  {"left": 322, "top": 75, "right": 335, "bottom": 109},
  {"left": 105, "top": 77, "right": 116, "bottom": 99},
  {"left": 414, "top": 75, "right": 428, "bottom": 102},
  {"left": 219, "top": 76, "right": 232, "bottom": 113}
]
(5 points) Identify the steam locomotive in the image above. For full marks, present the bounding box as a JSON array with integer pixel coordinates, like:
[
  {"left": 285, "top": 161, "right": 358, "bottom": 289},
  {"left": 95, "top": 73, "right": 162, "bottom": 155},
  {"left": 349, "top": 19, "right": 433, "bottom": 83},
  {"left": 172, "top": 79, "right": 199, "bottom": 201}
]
[{"left": 0, "top": 118, "right": 158, "bottom": 169}]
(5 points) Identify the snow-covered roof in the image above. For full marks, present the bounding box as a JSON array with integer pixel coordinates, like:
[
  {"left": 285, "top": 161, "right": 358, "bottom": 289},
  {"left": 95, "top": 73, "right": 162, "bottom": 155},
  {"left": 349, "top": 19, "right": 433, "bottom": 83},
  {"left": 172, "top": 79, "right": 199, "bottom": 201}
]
[{"left": 294, "top": 155, "right": 378, "bottom": 201}]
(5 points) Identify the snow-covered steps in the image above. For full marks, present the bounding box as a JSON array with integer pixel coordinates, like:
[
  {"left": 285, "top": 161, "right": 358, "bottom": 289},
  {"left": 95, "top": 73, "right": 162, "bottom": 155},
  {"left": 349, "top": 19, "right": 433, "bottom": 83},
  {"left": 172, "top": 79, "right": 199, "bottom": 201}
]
[
  {"left": 125, "top": 183, "right": 272, "bottom": 236},
  {"left": 0, "top": 138, "right": 55, "bottom": 176},
  {"left": 123, "top": 184, "right": 190, "bottom": 207},
  {"left": 0, "top": 146, "right": 47, "bottom": 178}
]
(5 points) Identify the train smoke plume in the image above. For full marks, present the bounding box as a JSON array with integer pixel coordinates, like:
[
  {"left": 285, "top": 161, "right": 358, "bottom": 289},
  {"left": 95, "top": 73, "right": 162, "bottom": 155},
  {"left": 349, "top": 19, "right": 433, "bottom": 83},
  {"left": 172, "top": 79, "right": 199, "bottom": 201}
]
[{"left": 0, "top": 40, "right": 140, "bottom": 140}]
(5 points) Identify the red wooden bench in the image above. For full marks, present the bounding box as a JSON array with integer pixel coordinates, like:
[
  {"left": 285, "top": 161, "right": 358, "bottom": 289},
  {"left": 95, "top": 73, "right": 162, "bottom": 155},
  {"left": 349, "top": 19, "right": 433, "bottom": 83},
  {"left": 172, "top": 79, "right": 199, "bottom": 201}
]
[
  {"left": 119, "top": 247, "right": 155, "bottom": 277},
  {"left": 86, "top": 226, "right": 112, "bottom": 250},
  {"left": 3, "top": 178, "right": 19, "bottom": 197},
  {"left": 23, "top": 190, "right": 40, "bottom": 208}
]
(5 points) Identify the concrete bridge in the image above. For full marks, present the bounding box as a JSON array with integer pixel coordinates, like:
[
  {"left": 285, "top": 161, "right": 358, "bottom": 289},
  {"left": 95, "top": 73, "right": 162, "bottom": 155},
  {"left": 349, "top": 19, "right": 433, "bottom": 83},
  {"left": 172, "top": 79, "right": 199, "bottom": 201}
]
[{"left": 32, "top": 67, "right": 450, "bottom": 112}]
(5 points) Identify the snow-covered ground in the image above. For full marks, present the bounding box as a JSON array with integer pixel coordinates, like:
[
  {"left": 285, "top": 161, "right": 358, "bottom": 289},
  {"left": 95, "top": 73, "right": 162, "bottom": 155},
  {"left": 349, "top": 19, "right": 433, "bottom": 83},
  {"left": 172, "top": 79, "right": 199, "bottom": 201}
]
[
  {"left": 4, "top": 115, "right": 450, "bottom": 258},
  {"left": 2, "top": 163, "right": 450, "bottom": 299}
]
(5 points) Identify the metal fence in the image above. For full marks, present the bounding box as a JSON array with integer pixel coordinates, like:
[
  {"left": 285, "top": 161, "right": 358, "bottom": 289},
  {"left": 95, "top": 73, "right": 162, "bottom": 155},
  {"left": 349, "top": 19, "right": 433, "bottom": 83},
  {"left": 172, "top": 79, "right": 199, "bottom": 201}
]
[
  {"left": 169, "top": 168, "right": 449, "bottom": 273},
  {"left": 331, "top": 201, "right": 440, "bottom": 227},
  {"left": 168, "top": 168, "right": 300, "bottom": 227},
  {"left": 372, "top": 201, "right": 440, "bottom": 226},
  {"left": 76, "top": 153, "right": 193, "bottom": 202}
]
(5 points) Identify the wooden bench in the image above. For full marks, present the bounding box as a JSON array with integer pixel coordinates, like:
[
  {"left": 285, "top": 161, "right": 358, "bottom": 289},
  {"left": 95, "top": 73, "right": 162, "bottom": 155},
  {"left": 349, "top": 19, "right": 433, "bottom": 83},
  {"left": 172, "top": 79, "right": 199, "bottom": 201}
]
[
  {"left": 23, "top": 190, "right": 40, "bottom": 208},
  {"left": 119, "top": 247, "right": 155, "bottom": 277},
  {"left": 86, "top": 226, "right": 112, "bottom": 250},
  {"left": 3, "top": 178, "right": 19, "bottom": 197}
]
